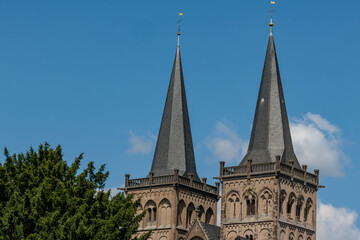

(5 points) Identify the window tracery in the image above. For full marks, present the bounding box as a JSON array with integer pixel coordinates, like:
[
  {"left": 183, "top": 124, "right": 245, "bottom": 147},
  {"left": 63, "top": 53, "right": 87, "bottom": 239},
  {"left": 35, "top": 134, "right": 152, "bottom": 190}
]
[
  {"left": 260, "top": 190, "right": 273, "bottom": 216},
  {"left": 145, "top": 200, "right": 157, "bottom": 227},
  {"left": 287, "top": 193, "right": 296, "bottom": 218},
  {"left": 279, "top": 190, "right": 287, "bottom": 215},
  {"left": 243, "top": 180, "right": 256, "bottom": 216},
  {"left": 304, "top": 198, "right": 313, "bottom": 223},
  {"left": 296, "top": 196, "right": 304, "bottom": 221},
  {"left": 246, "top": 198, "right": 256, "bottom": 215},
  {"left": 227, "top": 192, "right": 240, "bottom": 219}
]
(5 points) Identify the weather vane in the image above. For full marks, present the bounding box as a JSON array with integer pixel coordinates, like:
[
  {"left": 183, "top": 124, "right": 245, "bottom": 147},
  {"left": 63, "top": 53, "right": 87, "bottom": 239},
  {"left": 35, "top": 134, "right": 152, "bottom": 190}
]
[
  {"left": 177, "top": 13, "right": 183, "bottom": 46},
  {"left": 177, "top": 12, "right": 183, "bottom": 36},
  {"left": 269, "top": 1, "right": 276, "bottom": 27}
]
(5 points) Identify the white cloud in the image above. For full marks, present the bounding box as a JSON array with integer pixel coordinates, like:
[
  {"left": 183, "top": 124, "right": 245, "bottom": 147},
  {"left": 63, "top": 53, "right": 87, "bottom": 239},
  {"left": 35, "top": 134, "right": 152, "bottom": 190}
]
[
  {"left": 290, "top": 112, "right": 346, "bottom": 176},
  {"left": 206, "top": 121, "right": 248, "bottom": 163},
  {"left": 318, "top": 201, "right": 360, "bottom": 240},
  {"left": 127, "top": 131, "right": 156, "bottom": 154},
  {"left": 306, "top": 113, "right": 339, "bottom": 134},
  {"left": 108, "top": 187, "right": 123, "bottom": 197},
  {"left": 206, "top": 113, "right": 346, "bottom": 176}
]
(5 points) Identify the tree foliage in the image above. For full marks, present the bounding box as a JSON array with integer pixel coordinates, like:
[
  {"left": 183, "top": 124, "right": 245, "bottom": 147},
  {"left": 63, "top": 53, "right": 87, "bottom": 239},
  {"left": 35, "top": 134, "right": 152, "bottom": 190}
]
[{"left": 0, "top": 143, "right": 151, "bottom": 240}]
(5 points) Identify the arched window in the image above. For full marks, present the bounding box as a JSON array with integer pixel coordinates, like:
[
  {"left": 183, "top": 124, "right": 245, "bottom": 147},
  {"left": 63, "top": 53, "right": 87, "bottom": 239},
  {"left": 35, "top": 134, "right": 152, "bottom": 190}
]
[
  {"left": 159, "top": 198, "right": 171, "bottom": 227},
  {"left": 198, "top": 205, "right": 205, "bottom": 221},
  {"left": 177, "top": 200, "right": 186, "bottom": 228},
  {"left": 260, "top": 189, "right": 273, "bottom": 216},
  {"left": 245, "top": 235, "right": 253, "bottom": 240},
  {"left": 247, "top": 198, "right": 255, "bottom": 215},
  {"left": 145, "top": 200, "right": 157, "bottom": 227},
  {"left": 287, "top": 193, "right": 296, "bottom": 218},
  {"left": 279, "top": 190, "right": 287, "bottom": 215},
  {"left": 244, "top": 229, "right": 254, "bottom": 240},
  {"left": 280, "top": 230, "right": 286, "bottom": 240},
  {"left": 186, "top": 203, "right": 195, "bottom": 228},
  {"left": 296, "top": 196, "right": 304, "bottom": 221},
  {"left": 304, "top": 198, "right": 313, "bottom": 223},
  {"left": 148, "top": 208, "right": 152, "bottom": 222},
  {"left": 227, "top": 192, "right": 240, "bottom": 219},
  {"left": 205, "top": 208, "right": 214, "bottom": 224},
  {"left": 289, "top": 232, "right": 295, "bottom": 240}
]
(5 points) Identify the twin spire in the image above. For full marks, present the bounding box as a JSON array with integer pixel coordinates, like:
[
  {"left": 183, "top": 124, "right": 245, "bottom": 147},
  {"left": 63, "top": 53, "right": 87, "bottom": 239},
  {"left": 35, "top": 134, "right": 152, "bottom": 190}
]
[
  {"left": 240, "top": 13, "right": 300, "bottom": 168},
  {"left": 150, "top": 18, "right": 200, "bottom": 180},
  {"left": 150, "top": 9, "right": 301, "bottom": 180}
]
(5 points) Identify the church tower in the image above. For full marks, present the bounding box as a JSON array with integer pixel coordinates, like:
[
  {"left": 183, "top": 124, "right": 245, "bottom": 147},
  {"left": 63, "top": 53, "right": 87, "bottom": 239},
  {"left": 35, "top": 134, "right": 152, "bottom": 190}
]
[
  {"left": 218, "top": 19, "right": 321, "bottom": 240},
  {"left": 123, "top": 22, "right": 219, "bottom": 240}
]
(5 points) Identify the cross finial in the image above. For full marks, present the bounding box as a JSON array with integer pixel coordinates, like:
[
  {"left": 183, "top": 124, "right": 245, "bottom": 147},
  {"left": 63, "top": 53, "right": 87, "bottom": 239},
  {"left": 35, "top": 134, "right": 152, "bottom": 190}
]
[
  {"left": 269, "top": 1, "right": 275, "bottom": 30},
  {"left": 177, "top": 13, "right": 183, "bottom": 35},
  {"left": 177, "top": 13, "right": 183, "bottom": 46}
]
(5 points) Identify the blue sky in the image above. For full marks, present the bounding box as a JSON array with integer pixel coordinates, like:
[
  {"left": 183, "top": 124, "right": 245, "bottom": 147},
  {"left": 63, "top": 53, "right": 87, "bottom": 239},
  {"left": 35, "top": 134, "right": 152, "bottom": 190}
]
[{"left": 0, "top": 1, "right": 359, "bottom": 238}]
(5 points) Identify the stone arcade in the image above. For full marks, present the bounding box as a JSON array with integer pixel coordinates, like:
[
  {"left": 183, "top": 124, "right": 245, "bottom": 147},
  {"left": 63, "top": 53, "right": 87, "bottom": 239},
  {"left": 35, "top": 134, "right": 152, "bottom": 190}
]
[{"left": 122, "top": 19, "right": 322, "bottom": 240}]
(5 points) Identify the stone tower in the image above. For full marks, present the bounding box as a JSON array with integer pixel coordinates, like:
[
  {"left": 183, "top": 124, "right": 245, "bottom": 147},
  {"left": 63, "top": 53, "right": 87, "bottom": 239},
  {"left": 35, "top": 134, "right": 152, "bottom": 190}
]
[
  {"left": 218, "top": 24, "right": 321, "bottom": 240},
  {"left": 123, "top": 33, "right": 219, "bottom": 240}
]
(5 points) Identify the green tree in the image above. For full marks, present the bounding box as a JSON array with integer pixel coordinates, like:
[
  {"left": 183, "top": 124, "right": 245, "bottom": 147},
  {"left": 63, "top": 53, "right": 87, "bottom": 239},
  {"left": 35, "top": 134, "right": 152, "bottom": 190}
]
[{"left": 0, "top": 143, "right": 151, "bottom": 240}]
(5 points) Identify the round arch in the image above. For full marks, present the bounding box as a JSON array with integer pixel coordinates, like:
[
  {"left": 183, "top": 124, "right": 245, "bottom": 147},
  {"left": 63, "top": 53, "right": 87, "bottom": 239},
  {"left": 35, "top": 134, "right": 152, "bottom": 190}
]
[{"left": 145, "top": 200, "right": 157, "bottom": 227}]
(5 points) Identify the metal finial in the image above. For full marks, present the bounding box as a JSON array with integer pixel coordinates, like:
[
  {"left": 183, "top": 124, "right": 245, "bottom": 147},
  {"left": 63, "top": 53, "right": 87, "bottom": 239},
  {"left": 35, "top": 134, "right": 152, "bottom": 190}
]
[
  {"left": 177, "top": 13, "right": 183, "bottom": 45},
  {"left": 269, "top": 1, "right": 276, "bottom": 33}
]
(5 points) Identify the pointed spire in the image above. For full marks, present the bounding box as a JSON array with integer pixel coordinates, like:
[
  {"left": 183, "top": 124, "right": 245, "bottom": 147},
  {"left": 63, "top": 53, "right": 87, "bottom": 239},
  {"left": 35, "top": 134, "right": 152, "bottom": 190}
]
[
  {"left": 240, "top": 27, "right": 301, "bottom": 168},
  {"left": 150, "top": 33, "right": 200, "bottom": 181}
]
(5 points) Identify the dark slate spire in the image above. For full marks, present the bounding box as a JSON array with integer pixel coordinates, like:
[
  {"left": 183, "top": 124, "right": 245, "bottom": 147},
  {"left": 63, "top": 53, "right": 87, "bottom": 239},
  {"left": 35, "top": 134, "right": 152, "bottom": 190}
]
[
  {"left": 150, "top": 37, "right": 200, "bottom": 180},
  {"left": 240, "top": 27, "right": 301, "bottom": 168}
]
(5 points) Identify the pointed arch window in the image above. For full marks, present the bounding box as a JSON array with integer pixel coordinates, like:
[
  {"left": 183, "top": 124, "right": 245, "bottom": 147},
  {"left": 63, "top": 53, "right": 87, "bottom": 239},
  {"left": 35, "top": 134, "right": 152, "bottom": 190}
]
[
  {"left": 304, "top": 198, "right": 313, "bottom": 222},
  {"left": 279, "top": 190, "right": 287, "bottom": 215},
  {"left": 227, "top": 193, "right": 240, "bottom": 219},
  {"left": 287, "top": 193, "right": 296, "bottom": 218},
  {"left": 296, "top": 197, "right": 304, "bottom": 220},
  {"left": 177, "top": 200, "right": 186, "bottom": 228},
  {"left": 186, "top": 203, "right": 195, "bottom": 228},
  {"left": 246, "top": 199, "right": 256, "bottom": 215},
  {"left": 260, "top": 190, "right": 273, "bottom": 216},
  {"left": 205, "top": 208, "right": 214, "bottom": 224}
]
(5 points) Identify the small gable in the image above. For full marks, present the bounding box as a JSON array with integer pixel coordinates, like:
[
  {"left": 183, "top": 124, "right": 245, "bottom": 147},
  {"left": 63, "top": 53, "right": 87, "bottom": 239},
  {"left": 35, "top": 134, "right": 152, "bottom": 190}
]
[
  {"left": 186, "top": 219, "right": 207, "bottom": 240},
  {"left": 185, "top": 219, "right": 220, "bottom": 240}
]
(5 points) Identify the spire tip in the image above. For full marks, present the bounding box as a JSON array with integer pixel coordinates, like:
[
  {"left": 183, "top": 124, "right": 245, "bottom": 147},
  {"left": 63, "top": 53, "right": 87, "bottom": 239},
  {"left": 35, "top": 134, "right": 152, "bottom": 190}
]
[
  {"left": 177, "top": 13, "right": 183, "bottom": 46},
  {"left": 269, "top": 1, "right": 275, "bottom": 33}
]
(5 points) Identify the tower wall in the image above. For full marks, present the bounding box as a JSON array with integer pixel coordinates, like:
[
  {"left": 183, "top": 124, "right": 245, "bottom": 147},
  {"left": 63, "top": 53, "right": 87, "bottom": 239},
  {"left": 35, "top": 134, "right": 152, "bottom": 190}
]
[
  {"left": 124, "top": 172, "right": 219, "bottom": 240},
  {"left": 277, "top": 177, "right": 317, "bottom": 240},
  {"left": 221, "top": 176, "right": 278, "bottom": 240},
  {"left": 218, "top": 159, "right": 319, "bottom": 240}
]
